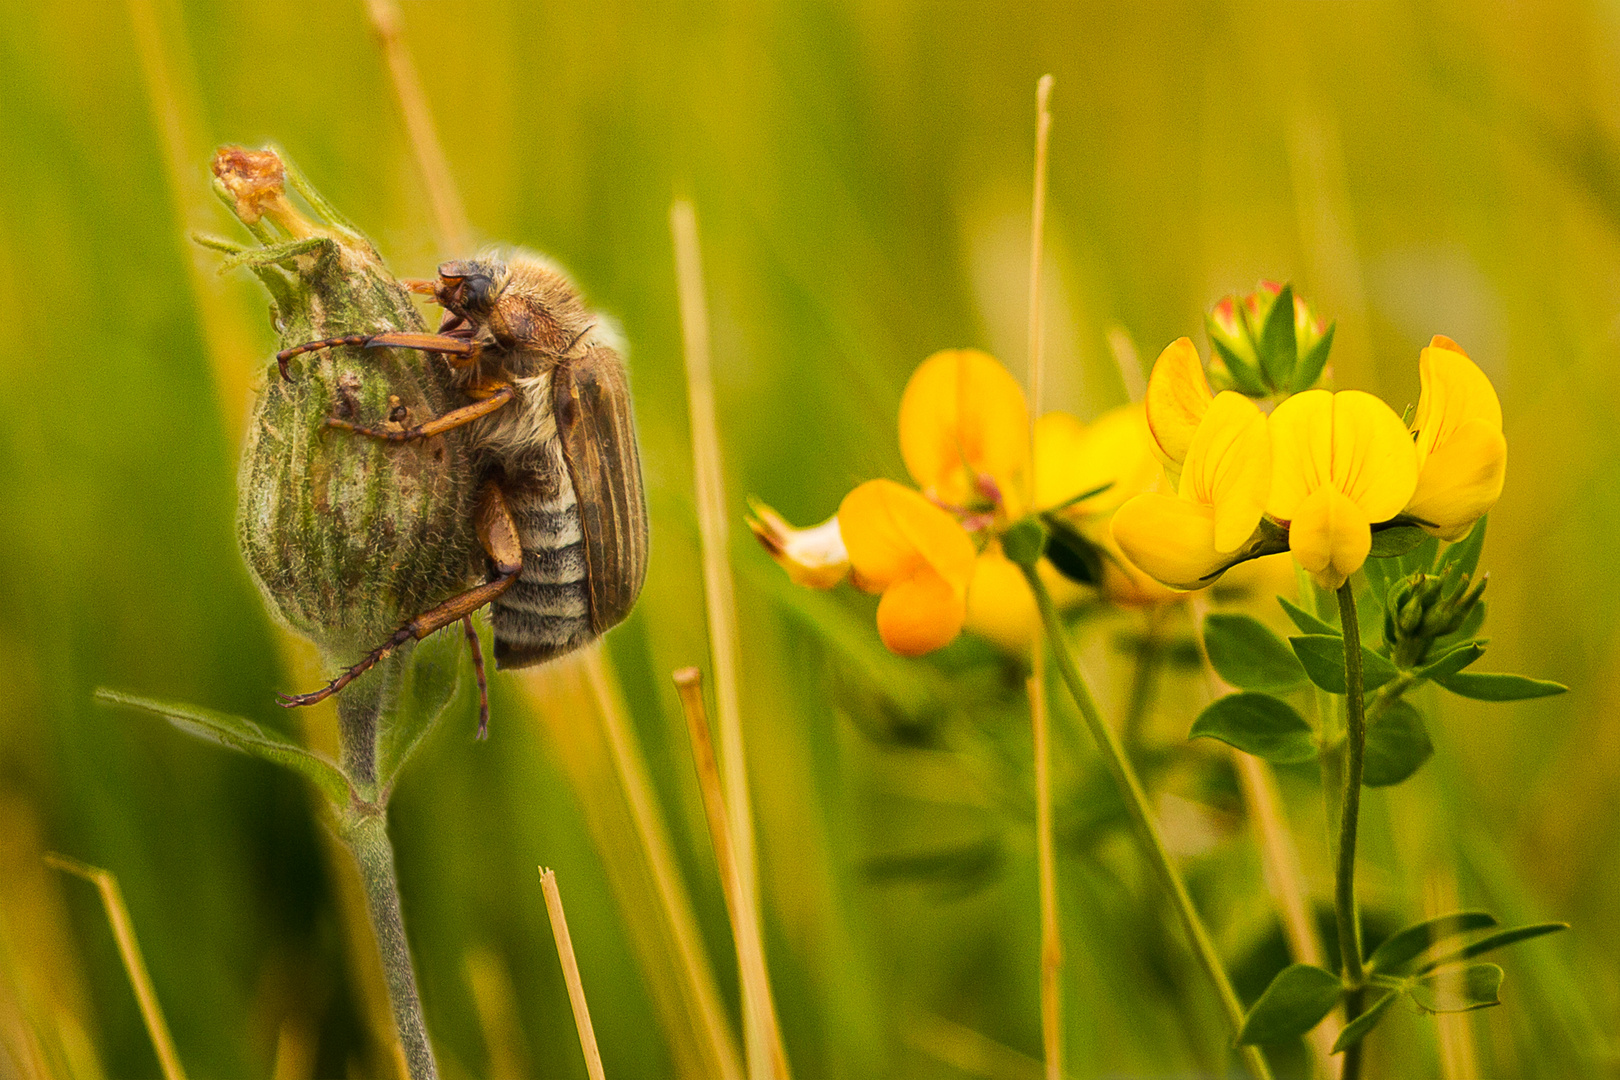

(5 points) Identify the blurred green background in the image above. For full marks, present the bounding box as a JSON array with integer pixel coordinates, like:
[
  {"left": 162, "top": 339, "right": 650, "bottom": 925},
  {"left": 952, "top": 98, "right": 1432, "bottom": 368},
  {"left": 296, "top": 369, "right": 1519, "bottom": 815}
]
[{"left": 2, "top": 1, "right": 1617, "bottom": 1077}]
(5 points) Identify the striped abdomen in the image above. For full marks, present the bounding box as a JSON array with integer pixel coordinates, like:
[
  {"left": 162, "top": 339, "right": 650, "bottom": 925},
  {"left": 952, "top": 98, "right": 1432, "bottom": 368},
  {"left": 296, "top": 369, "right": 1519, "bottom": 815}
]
[{"left": 491, "top": 452, "right": 595, "bottom": 668}]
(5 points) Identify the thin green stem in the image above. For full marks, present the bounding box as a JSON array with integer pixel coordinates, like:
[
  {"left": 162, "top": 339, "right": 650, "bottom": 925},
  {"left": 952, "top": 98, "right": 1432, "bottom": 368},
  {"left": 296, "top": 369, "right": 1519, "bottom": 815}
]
[
  {"left": 1334, "top": 581, "right": 1368, "bottom": 1080},
  {"left": 1020, "top": 566, "right": 1273, "bottom": 1080}
]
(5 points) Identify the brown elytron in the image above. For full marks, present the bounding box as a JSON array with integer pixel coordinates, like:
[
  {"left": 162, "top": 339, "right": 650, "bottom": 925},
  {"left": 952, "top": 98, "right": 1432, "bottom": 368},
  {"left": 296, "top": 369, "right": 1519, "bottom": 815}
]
[{"left": 274, "top": 252, "right": 649, "bottom": 735}]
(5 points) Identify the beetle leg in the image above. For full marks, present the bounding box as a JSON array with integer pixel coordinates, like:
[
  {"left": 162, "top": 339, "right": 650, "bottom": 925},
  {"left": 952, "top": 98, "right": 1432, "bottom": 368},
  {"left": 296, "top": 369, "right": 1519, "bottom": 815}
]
[
  {"left": 462, "top": 614, "right": 490, "bottom": 740},
  {"left": 278, "top": 481, "right": 523, "bottom": 713},
  {"left": 326, "top": 380, "right": 514, "bottom": 442},
  {"left": 275, "top": 331, "right": 480, "bottom": 381}
]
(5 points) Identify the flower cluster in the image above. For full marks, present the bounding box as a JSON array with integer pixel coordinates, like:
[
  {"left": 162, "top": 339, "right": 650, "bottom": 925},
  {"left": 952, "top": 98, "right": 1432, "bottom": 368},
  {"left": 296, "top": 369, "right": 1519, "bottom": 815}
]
[
  {"left": 749, "top": 349, "right": 1167, "bottom": 656},
  {"left": 1113, "top": 333, "right": 1505, "bottom": 591}
]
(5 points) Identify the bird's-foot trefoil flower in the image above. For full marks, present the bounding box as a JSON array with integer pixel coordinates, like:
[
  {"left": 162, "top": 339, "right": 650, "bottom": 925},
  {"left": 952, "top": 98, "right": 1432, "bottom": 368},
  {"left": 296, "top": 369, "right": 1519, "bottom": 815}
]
[{"left": 1403, "top": 336, "right": 1506, "bottom": 540}]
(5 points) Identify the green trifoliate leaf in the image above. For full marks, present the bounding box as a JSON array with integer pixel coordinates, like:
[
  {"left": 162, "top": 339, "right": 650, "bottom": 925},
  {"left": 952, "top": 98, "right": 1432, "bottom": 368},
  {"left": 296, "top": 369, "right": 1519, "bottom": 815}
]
[
  {"left": 1256, "top": 283, "right": 1299, "bottom": 391},
  {"left": 1362, "top": 700, "right": 1433, "bottom": 787},
  {"left": 1415, "top": 922, "right": 1570, "bottom": 974},
  {"left": 1191, "top": 693, "right": 1319, "bottom": 764},
  {"left": 95, "top": 689, "right": 350, "bottom": 806},
  {"left": 1416, "top": 641, "right": 1485, "bottom": 680},
  {"left": 1367, "top": 911, "right": 1499, "bottom": 975},
  {"left": 1203, "top": 613, "right": 1307, "bottom": 691},
  {"left": 1237, "top": 963, "right": 1343, "bottom": 1045},
  {"left": 1330, "top": 989, "right": 1400, "bottom": 1053},
  {"left": 1368, "top": 525, "right": 1428, "bottom": 559},
  {"left": 1434, "top": 671, "right": 1567, "bottom": 701},
  {"left": 1290, "top": 635, "right": 1399, "bottom": 694},
  {"left": 1277, "top": 595, "right": 1338, "bottom": 636},
  {"left": 1409, "top": 963, "right": 1504, "bottom": 1013}
]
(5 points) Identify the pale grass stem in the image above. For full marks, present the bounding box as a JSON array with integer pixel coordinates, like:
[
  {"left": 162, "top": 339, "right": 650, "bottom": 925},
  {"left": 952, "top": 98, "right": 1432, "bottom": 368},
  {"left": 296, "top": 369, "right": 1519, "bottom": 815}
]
[
  {"left": 464, "top": 947, "right": 528, "bottom": 1080},
  {"left": 670, "top": 200, "right": 773, "bottom": 1079},
  {"left": 1426, "top": 872, "right": 1481, "bottom": 1079},
  {"left": 1189, "top": 596, "right": 1337, "bottom": 1080},
  {"left": 905, "top": 1010, "right": 1046, "bottom": 1080},
  {"left": 1024, "top": 74, "right": 1063, "bottom": 1080},
  {"left": 673, "top": 668, "right": 792, "bottom": 1080},
  {"left": 364, "top": 0, "right": 472, "bottom": 254},
  {"left": 43, "top": 855, "right": 186, "bottom": 1080},
  {"left": 539, "top": 869, "right": 608, "bottom": 1080},
  {"left": 1104, "top": 325, "right": 1145, "bottom": 403}
]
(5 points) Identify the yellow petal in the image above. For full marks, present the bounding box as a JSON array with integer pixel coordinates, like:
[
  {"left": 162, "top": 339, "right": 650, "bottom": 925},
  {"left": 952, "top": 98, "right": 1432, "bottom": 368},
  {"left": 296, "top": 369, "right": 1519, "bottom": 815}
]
[
  {"left": 837, "top": 479, "right": 976, "bottom": 593},
  {"left": 1287, "top": 484, "right": 1371, "bottom": 590},
  {"left": 1411, "top": 337, "right": 1502, "bottom": 470},
  {"left": 746, "top": 499, "right": 850, "bottom": 589},
  {"left": 1266, "top": 389, "right": 1333, "bottom": 521},
  {"left": 1144, "top": 337, "right": 1214, "bottom": 476},
  {"left": 898, "top": 349, "right": 1030, "bottom": 513},
  {"left": 876, "top": 565, "right": 966, "bottom": 656},
  {"left": 1178, "top": 391, "right": 1271, "bottom": 553},
  {"left": 1110, "top": 493, "right": 1228, "bottom": 591},
  {"left": 964, "top": 545, "right": 1040, "bottom": 653},
  {"left": 1405, "top": 418, "right": 1506, "bottom": 539},
  {"left": 1035, "top": 403, "right": 1162, "bottom": 516},
  {"left": 1268, "top": 389, "right": 1417, "bottom": 524}
]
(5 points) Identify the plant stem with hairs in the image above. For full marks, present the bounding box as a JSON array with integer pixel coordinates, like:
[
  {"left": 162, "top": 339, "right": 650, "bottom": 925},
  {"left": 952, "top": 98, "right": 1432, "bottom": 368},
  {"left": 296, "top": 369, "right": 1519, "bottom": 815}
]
[{"left": 1334, "top": 581, "right": 1369, "bottom": 1080}]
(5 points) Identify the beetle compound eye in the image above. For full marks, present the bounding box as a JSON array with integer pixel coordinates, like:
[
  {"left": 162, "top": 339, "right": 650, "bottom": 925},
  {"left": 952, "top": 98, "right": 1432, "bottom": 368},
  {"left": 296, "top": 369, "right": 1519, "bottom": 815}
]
[{"left": 462, "top": 275, "right": 495, "bottom": 312}]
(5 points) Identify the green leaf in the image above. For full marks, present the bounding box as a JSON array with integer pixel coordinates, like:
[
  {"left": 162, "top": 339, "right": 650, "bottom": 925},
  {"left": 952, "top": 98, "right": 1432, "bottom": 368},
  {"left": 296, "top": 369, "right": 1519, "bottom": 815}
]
[
  {"left": 1416, "top": 922, "right": 1570, "bottom": 973},
  {"left": 1292, "top": 320, "right": 1335, "bottom": 392},
  {"left": 1363, "top": 554, "right": 1395, "bottom": 611},
  {"left": 1237, "top": 963, "right": 1343, "bottom": 1045},
  {"left": 377, "top": 626, "right": 467, "bottom": 791},
  {"left": 1367, "top": 911, "right": 1499, "bottom": 974},
  {"left": 1417, "top": 641, "right": 1485, "bottom": 680},
  {"left": 1367, "top": 525, "right": 1428, "bottom": 559},
  {"left": 1330, "top": 989, "right": 1400, "bottom": 1053},
  {"left": 1434, "top": 671, "right": 1567, "bottom": 701},
  {"left": 1257, "top": 283, "right": 1298, "bottom": 391},
  {"left": 1207, "top": 331, "right": 1268, "bottom": 395},
  {"left": 1409, "top": 963, "right": 1504, "bottom": 1013},
  {"left": 1362, "top": 700, "right": 1433, "bottom": 787},
  {"left": 1291, "top": 635, "right": 1399, "bottom": 695},
  {"left": 1277, "top": 595, "right": 1338, "bottom": 636},
  {"left": 1191, "top": 693, "right": 1319, "bottom": 764},
  {"left": 1397, "top": 533, "right": 1441, "bottom": 577},
  {"left": 1438, "top": 515, "right": 1487, "bottom": 581},
  {"left": 95, "top": 688, "right": 350, "bottom": 805},
  {"left": 1203, "top": 613, "right": 1307, "bottom": 691},
  {"left": 1043, "top": 516, "right": 1104, "bottom": 586}
]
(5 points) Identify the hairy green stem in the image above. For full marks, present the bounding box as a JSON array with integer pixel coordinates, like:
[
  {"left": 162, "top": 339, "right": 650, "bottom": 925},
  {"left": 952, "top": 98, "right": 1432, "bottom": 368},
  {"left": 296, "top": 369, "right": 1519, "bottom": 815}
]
[
  {"left": 336, "top": 666, "right": 438, "bottom": 1080},
  {"left": 1021, "top": 566, "right": 1273, "bottom": 1080},
  {"left": 1334, "top": 582, "right": 1368, "bottom": 1080}
]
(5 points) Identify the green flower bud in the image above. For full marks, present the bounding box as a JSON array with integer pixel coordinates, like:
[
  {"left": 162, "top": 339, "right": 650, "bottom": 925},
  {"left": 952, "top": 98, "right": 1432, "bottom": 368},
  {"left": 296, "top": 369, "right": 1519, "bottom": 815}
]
[
  {"left": 1206, "top": 282, "right": 1335, "bottom": 396},
  {"left": 1383, "top": 568, "right": 1488, "bottom": 669},
  {"left": 207, "top": 146, "right": 480, "bottom": 667}
]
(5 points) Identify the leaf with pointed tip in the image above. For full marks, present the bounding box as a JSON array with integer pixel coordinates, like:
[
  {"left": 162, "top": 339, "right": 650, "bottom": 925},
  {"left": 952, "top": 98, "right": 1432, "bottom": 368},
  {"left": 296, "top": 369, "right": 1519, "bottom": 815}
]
[
  {"left": 1417, "top": 641, "right": 1485, "bottom": 680},
  {"left": 1257, "top": 283, "right": 1299, "bottom": 391},
  {"left": 95, "top": 688, "right": 350, "bottom": 805},
  {"left": 1278, "top": 595, "right": 1337, "bottom": 636},
  {"left": 1191, "top": 693, "right": 1319, "bottom": 764},
  {"left": 1434, "top": 671, "right": 1567, "bottom": 701},
  {"left": 1330, "top": 989, "right": 1400, "bottom": 1053},
  {"left": 1292, "top": 320, "right": 1335, "bottom": 393},
  {"left": 1397, "top": 534, "right": 1441, "bottom": 577},
  {"left": 1416, "top": 922, "right": 1570, "bottom": 974},
  {"left": 1362, "top": 700, "right": 1433, "bottom": 787},
  {"left": 1203, "top": 613, "right": 1307, "bottom": 691},
  {"left": 1368, "top": 525, "right": 1427, "bottom": 559},
  {"left": 1237, "top": 963, "right": 1343, "bottom": 1045},
  {"left": 1367, "top": 911, "right": 1499, "bottom": 974},
  {"left": 1291, "top": 635, "right": 1399, "bottom": 695},
  {"left": 1409, "top": 963, "right": 1503, "bottom": 1013},
  {"left": 377, "top": 626, "right": 466, "bottom": 791},
  {"left": 1438, "top": 516, "right": 1487, "bottom": 581}
]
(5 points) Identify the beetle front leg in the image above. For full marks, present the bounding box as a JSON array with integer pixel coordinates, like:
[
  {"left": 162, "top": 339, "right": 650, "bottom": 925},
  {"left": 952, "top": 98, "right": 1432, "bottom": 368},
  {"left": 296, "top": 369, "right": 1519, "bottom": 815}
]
[
  {"left": 326, "top": 380, "right": 515, "bottom": 442},
  {"left": 275, "top": 330, "right": 480, "bottom": 381}
]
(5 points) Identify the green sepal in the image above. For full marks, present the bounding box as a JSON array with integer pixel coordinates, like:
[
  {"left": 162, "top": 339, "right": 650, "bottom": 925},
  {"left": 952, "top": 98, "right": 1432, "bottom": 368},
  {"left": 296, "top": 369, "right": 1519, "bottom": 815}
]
[
  {"left": 1208, "top": 331, "right": 1268, "bottom": 394},
  {"left": 1277, "top": 595, "right": 1337, "bottom": 636},
  {"left": 1409, "top": 963, "right": 1504, "bottom": 1013},
  {"left": 1367, "top": 911, "right": 1499, "bottom": 974},
  {"left": 1256, "top": 283, "right": 1298, "bottom": 392},
  {"left": 1001, "top": 516, "right": 1048, "bottom": 569},
  {"left": 1202, "top": 613, "right": 1307, "bottom": 691},
  {"left": 376, "top": 625, "right": 466, "bottom": 792},
  {"left": 1434, "top": 671, "right": 1567, "bottom": 701},
  {"left": 1416, "top": 641, "right": 1485, "bottom": 680},
  {"left": 1042, "top": 516, "right": 1103, "bottom": 585},
  {"left": 1236, "top": 963, "right": 1343, "bottom": 1045},
  {"left": 1191, "top": 693, "right": 1319, "bottom": 764},
  {"left": 1362, "top": 700, "right": 1433, "bottom": 787},
  {"left": 1290, "top": 634, "right": 1399, "bottom": 694},
  {"left": 94, "top": 688, "right": 350, "bottom": 806},
  {"left": 1367, "top": 524, "right": 1428, "bottom": 559},
  {"left": 1415, "top": 922, "right": 1570, "bottom": 974},
  {"left": 1291, "top": 319, "right": 1336, "bottom": 392},
  {"left": 1330, "top": 988, "right": 1400, "bottom": 1053}
]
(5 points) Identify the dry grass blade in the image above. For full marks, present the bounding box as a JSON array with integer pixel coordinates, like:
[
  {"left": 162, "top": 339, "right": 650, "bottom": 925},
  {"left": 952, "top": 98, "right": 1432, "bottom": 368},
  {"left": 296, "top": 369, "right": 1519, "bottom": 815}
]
[
  {"left": 539, "top": 869, "right": 607, "bottom": 1080},
  {"left": 463, "top": 947, "right": 528, "bottom": 1080},
  {"left": 905, "top": 1010, "right": 1045, "bottom": 1080},
  {"left": 364, "top": 0, "right": 471, "bottom": 254},
  {"left": 670, "top": 201, "right": 770, "bottom": 1075},
  {"left": 673, "top": 668, "right": 791, "bottom": 1080},
  {"left": 43, "top": 855, "right": 187, "bottom": 1080}
]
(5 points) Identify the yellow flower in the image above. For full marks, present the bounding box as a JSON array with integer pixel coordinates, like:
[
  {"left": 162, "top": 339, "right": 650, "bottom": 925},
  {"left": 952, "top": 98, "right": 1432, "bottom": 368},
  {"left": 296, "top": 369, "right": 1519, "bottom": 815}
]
[
  {"left": 899, "top": 348, "right": 1031, "bottom": 518},
  {"left": 1403, "top": 336, "right": 1505, "bottom": 540},
  {"left": 745, "top": 500, "right": 851, "bottom": 589},
  {"left": 1268, "top": 390, "right": 1418, "bottom": 589},
  {"left": 1142, "top": 337, "right": 1214, "bottom": 482},
  {"left": 1111, "top": 391, "right": 1272, "bottom": 590}
]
